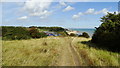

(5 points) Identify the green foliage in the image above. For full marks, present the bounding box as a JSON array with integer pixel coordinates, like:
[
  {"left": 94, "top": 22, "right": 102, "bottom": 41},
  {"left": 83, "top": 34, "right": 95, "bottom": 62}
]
[
  {"left": 82, "top": 32, "right": 90, "bottom": 38},
  {"left": 2, "top": 26, "right": 31, "bottom": 40},
  {"left": 28, "top": 27, "right": 47, "bottom": 38},
  {"left": 92, "top": 12, "right": 120, "bottom": 52},
  {"left": 38, "top": 27, "right": 66, "bottom": 32},
  {"left": 57, "top": 31, "right": 68, "bottom": 36},
  {"left": 69, "top": 33, "right": 76, "bottom": 36},
  {"left": 37, "top": 32, "right": 47, "bottom": 38},
  {"left": 37, "top": 26, "right": 68, "bottom": 36},
  {"left": 2, "top": 26, "right": 68, "bottom": 40},
  {"left": 78, "top": 32, "right": 90, "bottom": 38},
  {"left": 28, "top": 27, "right": 39, "bottom": 38}
]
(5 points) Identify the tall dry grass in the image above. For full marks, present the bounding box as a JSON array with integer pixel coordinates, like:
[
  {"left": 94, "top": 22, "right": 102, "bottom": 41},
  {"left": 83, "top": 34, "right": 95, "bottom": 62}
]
[
  {"left": 0, "top": 38, "right": 2, "bottom": 67},
  {"left": 2, "top": 37, "right": 65, "bottom": 66},
  {"left": 2, "top": 37, "right": 120, "bottom": 66},
  {"left": 72, "top": 37, "right": 120, "bottom": 66}
]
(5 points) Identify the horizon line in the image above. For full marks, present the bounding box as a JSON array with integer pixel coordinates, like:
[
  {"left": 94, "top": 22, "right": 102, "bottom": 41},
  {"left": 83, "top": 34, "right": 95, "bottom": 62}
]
[{"left": 0, "top": 25, "right": 96, "bottom": 29}]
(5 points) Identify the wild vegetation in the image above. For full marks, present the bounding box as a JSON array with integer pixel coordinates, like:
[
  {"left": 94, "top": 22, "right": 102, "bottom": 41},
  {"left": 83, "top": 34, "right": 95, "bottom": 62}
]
[
  {"left": 2, "top": 26, "right": 89, "bottom": 41},
  {"left": 1, "top": 26, "right": 68, "bottom": 40},
  {"left": 1, "top": 12, "right": 120, "bottom": 66},
  {"left": 2, "top": 37, "right": 61, "bottom": 66},
  {"left": 2, "top": 26, "right": 31, "bottom": 40},
  {"left": 37, "top": 27, "right": 68, "bottom": 36},
  {"left": 28, "top": 27, "right": 47, "bottom": 38},
  {"left": 2, "top": 37, "right": 119, "bottom": 66},
  {"left": 78, "top": 32, "right": 90, "bottom": 38},
  {"left": 37, "top": 26, "right": 66, "bottom": 32},
  {"left": 72, "top": 37, "right": 119, "bottom": 66},
  {"left": 92, "top": 12, "right": 120, "bottom": 52}
]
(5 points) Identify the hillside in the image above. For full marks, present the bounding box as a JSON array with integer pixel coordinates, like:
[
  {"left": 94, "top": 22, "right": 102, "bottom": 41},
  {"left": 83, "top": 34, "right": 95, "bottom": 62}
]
[
  {"left": 1, "top": 26, "right": 68, "bottom": 40},
  {"left": 2, "top": 37, "right": 119, "bottom": 66}
]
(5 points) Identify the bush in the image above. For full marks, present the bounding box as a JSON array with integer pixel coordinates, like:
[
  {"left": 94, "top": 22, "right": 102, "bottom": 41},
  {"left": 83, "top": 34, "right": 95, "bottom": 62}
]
[
  {"left": 91, "top": 12, "right": 120, "bottom": 52},
  {"left": 69, "top": 33, "right": 76, "bottom": 36},
  {"left": 37, "top": 32, "right": 47, "bottom": 38},
  {"left": 82, "top": 32, "right": 90, "bottom": 38},
  {"left": 37, "top": 26, "right": 69, "bottom": 36},
  {"left": 78, "top": 32, "right": 90, "bottom": 38},
  {"left": 2, "top": 26, "right": 68, "bottom": 40},
  {"left": 28, "top": 27, "right": 47, "bottom": 38},
  {"left": 2, "top": 26, "right": 31, "bottom": 40},
  {"left": 57, "top": 31, "right": 68, "bottom": 36},
  {"left": 38, "top": 27, "right": 66, "bottom": 32}
]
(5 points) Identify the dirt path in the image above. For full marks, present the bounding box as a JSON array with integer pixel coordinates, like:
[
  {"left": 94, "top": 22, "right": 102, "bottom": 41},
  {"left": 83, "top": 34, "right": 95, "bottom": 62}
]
[
  {"left": 70, "top": 38, "right": 94, "bottom": 66},
  {"left": 53, "top": 37, "right": 81, "bottom": 66},
  {"left": 69, "top": 43, "right": 81, "bottom": 66}
]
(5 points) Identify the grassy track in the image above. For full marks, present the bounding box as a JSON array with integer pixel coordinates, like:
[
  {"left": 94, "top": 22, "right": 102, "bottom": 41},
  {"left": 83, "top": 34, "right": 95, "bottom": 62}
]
[{"left": 2, "top": 37, "right": 120, "bottom": 66}]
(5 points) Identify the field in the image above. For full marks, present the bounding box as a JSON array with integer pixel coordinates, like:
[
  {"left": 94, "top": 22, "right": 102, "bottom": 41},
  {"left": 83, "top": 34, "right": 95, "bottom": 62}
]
[
  {"left": 2, "top": 37, "right": 120, "bottom": 66},
  {"left": 0, "top": 39, "right": 2, "bottom": 66}
]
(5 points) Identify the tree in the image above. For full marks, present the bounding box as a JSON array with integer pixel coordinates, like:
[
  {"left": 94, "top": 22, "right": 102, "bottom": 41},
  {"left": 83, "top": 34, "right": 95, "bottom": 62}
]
[{"left": 91, "top": 12, "right": 120, "bottom": 52}]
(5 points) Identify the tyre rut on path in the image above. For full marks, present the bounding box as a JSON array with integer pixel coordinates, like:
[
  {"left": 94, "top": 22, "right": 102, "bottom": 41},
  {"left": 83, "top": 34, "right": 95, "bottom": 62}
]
[{"left": 53, "top": 37, "right": 81, "bottom": 66}]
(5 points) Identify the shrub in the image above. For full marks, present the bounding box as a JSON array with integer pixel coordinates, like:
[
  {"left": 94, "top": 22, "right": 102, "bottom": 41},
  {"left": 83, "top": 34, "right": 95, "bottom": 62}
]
[
  {"left": 37, "top": 32, "right": 47, "bottom": 38},
  {"left": 78, "top": 32, "right": 90, "bottom": 38},
  {"left": 28, "top": 27, "right": 47, "bottom": 38},
  {"left": 2, "top": 26, "right": 31, "bottom": 40},
  {"left": 69, "top": 33, "right": 76, "bottom": 36},
  {"left": 91, "top": 12, "right": 120, "bottom": 52},
  {"left": 38, "top": 27, "right": 66, "bottom": 32},
  {"left": 57, "top": 31, "right": 68, "bottom": 36},
  {"left": 37, "top": 26, "right": 69, "bottom": 36},
  {"left": 82, "top": 32, "right": 90, "bottom": 38},
  {"left": 2, "top": 26, "right": 68, "bottom": 40}
]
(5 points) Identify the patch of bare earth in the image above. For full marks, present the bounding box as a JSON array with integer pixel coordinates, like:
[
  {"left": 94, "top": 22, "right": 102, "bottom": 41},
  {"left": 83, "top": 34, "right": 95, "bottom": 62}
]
[{"left": 52, "top": 37, "right": 81, "bottom": 66}]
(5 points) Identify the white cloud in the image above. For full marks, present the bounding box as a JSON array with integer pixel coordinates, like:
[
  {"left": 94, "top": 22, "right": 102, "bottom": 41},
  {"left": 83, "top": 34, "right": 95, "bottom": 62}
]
[
  {"left": 94, "top": 8, "right": 109, "bottom": 15},
  {"left": 84, "top": 8, "right": 109, "bottom": 15},
  {"left": 72, "top": 8, "right": 116, "bottom": 20},
  {"left": 72, "top": 8, "right": 96, "bottom": 20},
  {"left": 72, "top": 15, "right": 79, "bottom": 19},
  {"left": 85, "top": 8, "right": 95, "bottom": 14},
  {"left": 72, "top": 12, "right": 83, "bottom": 19},
  {"left": 63, "top": 6, "right": 75, "bottom": 12},
  {"left": 101, "top": 8, "right": 109, "bottom": 15},
  {"left": 18, "top": 16, "right": 28, "bottom": 20},
  {"left": 30, "top": 10, "right": 52, "bottom": 19},
  {"left": 23, "top": 0, "right": 53, "bottom": 19},
  {"left": 59, "top": 2, "right": 67, "bottom": 6}
]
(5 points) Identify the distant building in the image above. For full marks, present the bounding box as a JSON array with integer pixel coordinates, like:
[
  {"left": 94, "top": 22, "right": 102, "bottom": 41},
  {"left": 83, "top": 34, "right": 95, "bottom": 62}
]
[{"left": 118, "top": 1, "right": 120, "bottom": 13}]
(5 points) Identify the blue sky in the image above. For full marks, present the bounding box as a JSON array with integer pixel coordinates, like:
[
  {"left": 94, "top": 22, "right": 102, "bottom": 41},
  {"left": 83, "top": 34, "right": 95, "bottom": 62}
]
[{"left": 1, "top": 1, "right": 119, "bottom": 28}]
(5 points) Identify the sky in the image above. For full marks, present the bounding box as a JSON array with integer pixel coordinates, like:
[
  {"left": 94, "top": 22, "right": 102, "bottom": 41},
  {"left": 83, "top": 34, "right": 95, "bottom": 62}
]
[{"left": 1, "top": 0, "right": 119, "bottom": 28}]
